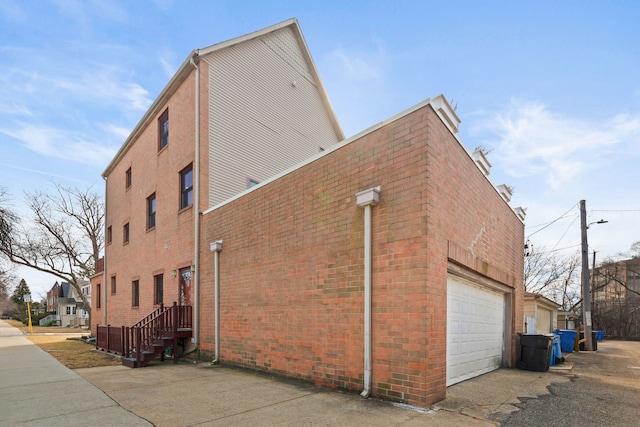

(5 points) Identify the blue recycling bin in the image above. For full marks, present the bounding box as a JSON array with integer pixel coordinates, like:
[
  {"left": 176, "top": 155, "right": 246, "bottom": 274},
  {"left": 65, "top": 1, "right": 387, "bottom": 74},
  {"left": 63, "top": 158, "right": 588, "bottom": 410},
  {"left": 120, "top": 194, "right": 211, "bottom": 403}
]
[
  {"left": 549, "top": 335, "right": 562, "bottom": 366},
  {"left": 595, "top": 330, "right": 605, "bottom": 341},
  {"left": 555, "top": 329, "right": 577, "bottom": 353}
]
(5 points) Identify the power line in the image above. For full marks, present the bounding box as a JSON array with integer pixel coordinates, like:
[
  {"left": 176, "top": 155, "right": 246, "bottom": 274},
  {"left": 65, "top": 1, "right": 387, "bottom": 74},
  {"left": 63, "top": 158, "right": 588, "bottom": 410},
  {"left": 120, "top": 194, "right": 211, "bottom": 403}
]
[
  {"left": 531, "top": 244, "right": 582, "bottom": 255},
  {"left": 550, "top": 215, "right": 580, "bottom": 253},
  {"left": 526, "top": 202, "right": 579, "bottom": 238},
  {"left": 592, "top": 209, "right": 640, "bottom": 212}
]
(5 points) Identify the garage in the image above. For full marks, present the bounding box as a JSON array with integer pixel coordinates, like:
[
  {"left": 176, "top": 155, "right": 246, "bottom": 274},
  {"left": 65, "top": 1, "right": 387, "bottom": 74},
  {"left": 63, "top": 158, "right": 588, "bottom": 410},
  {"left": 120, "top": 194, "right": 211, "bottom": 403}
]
[{"left": 446, "top": 275, "right": 505, "bottom": 386}]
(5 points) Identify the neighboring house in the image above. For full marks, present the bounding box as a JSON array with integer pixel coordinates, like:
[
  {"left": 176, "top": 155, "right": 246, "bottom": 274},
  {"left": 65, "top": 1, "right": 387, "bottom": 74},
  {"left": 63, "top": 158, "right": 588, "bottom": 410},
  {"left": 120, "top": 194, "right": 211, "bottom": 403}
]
[
  {"left": 524, "top": 293, "right": 561, "bottom": 334},
  {"left": 71, "top": 280, "right": 92, "bottom": 328},
  {"left": 94, "top": 19, "right": 526, "bottom": 409},
  {"left": 45, "top": 281, "right": 89, "bottom": 327}
]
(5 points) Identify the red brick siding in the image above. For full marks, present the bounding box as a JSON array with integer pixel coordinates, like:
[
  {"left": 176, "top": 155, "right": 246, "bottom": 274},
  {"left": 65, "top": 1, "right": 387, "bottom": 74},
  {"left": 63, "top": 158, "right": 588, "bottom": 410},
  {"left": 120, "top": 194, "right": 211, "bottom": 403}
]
[
  {"left": 93, "top": 62, "right": 210, "bottom": 331},
  {"left": 200, "top": 102, "right": 524, "bottom": 407}
]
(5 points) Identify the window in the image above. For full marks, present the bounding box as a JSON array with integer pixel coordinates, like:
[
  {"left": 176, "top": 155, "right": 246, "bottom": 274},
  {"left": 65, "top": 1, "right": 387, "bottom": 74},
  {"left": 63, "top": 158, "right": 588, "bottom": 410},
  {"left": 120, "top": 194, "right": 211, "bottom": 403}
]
[
  {"left": 72, "top": 306, "right": 77, "bottom": 315},
  {"left": 125, "top": 167, "right": 132, "bottom": 189},
  {"left": 180, "top": 164, "right": 193, "bottom": 209},
  {"left": 66, "top": 306, "right": 71, "bottom": 315},
  {"left": 96, "top": 284, "right": 101, "bottom": 309},
  {"left": 123, "top": 223, "right": 129, "bottom": 244},
  {"left": 106, "top": 226, "right": 112, "bottom": 244},
  {"left": 111, "top": 276, "right": 117, "bottom": 295},
  {"left": 158, "top": 109, "right": 169, "bottom": 151},
  {"left": 132, "top": 280, "right": 139, "bottom": 307},
  {"left": 154, "top": 274, "right": 163, "bottom": 305},
  {"left": 147, "top": 193, "right": 156, "bottom": 229},
  {"left": 248, "top": 178, "right": 260, "bottom": 188}
]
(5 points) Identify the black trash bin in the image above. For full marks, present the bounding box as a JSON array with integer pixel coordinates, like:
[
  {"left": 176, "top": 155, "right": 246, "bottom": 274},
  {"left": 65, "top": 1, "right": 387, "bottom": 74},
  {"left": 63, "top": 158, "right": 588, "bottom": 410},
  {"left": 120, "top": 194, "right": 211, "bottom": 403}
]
[
  {"left": 518, "top": 334, "right": 554, "bottom": 372},
  {"left": 579, "top": 331, "right": 598, "bottom": 351}
]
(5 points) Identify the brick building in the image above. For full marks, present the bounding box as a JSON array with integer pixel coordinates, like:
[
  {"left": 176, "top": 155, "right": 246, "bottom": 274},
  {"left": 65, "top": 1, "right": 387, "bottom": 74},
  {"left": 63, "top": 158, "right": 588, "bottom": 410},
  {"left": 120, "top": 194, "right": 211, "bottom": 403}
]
[
  {"left": 95, "top": 19, "right": 525, "bottom": 409},
  {"left": 198, "top": 96, "right": 525, "bottom": 407},
  {"left": 93, "top": 19, "right": 343, "bottom": 329},
  {"left": 593, "top": 257, "right": 640, "bottom": 301},
  {"left": 592, "top": 257, "right": 640, "bottom": 338}
]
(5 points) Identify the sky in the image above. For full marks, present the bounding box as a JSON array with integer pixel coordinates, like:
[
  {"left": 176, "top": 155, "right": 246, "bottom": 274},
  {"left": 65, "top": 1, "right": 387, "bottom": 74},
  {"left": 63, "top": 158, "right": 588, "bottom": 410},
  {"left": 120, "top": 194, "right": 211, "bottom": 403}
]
[{"left": 1, "top": 0, "right": 639, "bottom": 299}]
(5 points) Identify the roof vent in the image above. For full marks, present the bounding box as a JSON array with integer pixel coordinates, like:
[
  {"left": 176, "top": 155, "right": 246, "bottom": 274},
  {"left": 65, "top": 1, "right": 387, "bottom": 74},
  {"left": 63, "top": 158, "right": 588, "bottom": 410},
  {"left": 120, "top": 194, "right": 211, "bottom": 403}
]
[
  {"left": 471, "top": 149, "right": 491, "bottom": 176},
  {"left": 514, "top": 206, "right": 527, "bottom": 221},
  {"left": 430, "top": 95, "right": 460, "bottom": 134},
  {"left": 497, "top": 184, "right": 513, "bottom": 202}
]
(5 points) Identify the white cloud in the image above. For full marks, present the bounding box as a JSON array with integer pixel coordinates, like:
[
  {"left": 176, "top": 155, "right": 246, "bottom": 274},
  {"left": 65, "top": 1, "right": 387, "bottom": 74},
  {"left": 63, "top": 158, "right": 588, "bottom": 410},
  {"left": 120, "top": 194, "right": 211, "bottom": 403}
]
[
  {"left": 1, "top": 125, "right": 117, "bottom": 167},
  {"left": 326, "top": 41, "right": 388, "bottom": 81},
  {"left": 52, "top": 64, "right": 152, "bottom": 111},
  {"left": 0, "top": 0, "right": 26, "bottom": 23},
  {"left": 150, "top": 0, "right": 175, "bottom": 11},
  {"left": 100, "top": 123, "right": 132, "bottom": 141},
  {"left": 0, "top": 162, "right": 93, "bottom": 185},
  {"left": 471, "top": 100, "right": 640, "bottom": 191},
  {"left": 52, "top": 0, "right": 127, "bottom": 25},
  {"left": 159, "top": 51, "right": 177, "bottom": 79}
]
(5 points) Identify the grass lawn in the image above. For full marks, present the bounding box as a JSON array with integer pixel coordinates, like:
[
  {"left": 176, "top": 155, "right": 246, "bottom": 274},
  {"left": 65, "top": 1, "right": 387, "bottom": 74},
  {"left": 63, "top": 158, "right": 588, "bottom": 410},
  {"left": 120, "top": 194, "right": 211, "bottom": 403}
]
[
  {"left": 5, "top": 318, "right": 87, "bottom": 334},
  {"left": 5, "top": 319, "right": 122, "bottom": 369}
]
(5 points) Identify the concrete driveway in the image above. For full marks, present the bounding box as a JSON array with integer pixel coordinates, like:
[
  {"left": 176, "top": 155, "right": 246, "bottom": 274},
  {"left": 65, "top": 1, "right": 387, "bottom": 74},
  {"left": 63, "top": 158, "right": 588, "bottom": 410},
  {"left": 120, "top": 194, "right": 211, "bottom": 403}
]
[
  {"left": 4, "top": 313, "right": 637, "bottom": 426},
  {"left": 76, "top": 341, "right": 640, "bottom": 426},
  {"left": 76, "top": 356, "right": 570, "bottom": 426}
]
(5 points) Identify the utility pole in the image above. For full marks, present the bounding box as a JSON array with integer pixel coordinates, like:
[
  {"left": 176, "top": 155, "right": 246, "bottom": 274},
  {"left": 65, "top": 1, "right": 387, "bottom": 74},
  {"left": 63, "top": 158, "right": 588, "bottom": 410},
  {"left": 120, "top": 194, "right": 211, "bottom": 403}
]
[{"left": 580, "top": 200, "right": 593, "bottom": 351}]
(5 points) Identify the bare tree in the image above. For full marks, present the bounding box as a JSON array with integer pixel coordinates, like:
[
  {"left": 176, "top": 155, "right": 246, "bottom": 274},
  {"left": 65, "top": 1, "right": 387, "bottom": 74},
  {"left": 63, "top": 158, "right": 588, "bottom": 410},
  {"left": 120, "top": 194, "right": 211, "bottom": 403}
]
[
  {"left": 0, "top": 188, "right": 18, "bottom": 315},
  {"left": 524, "top": 245, "right": 581, "bottom": 310},
  {"left": 0, "top": 270, "right": 16, "bottom": 316},
  {"left": 0, "top": 184, "right": 104, "bottom": 326},
  {"left": 591, "top": 254, "right": 640, "bottom": 338}
]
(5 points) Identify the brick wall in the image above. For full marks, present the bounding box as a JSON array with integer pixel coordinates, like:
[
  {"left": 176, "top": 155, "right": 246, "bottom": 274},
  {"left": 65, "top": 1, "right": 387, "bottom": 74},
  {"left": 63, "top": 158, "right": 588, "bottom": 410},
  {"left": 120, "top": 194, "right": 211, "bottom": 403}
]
[
  {"left": 200, "top": 100, "right": 524, "bottom": 407},
  {"left": 93, "top": 61, "right": 210, "bottom": 332}
]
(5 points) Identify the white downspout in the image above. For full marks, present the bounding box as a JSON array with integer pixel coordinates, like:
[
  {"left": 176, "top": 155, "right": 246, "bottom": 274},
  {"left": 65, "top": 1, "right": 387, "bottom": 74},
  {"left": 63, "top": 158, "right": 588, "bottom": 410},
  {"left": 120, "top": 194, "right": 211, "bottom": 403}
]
[
  {"left": 102, "top": 176, "right": 108, "bottom": 326},
  {"left": 210, "top": 240, "right": 223, "bottom": 363},
  {"left": 190, "top": 52, "right": 201, "bottom": 349},
  {"left": 356, "top": 186, "right": 380, "bottom": 399}
]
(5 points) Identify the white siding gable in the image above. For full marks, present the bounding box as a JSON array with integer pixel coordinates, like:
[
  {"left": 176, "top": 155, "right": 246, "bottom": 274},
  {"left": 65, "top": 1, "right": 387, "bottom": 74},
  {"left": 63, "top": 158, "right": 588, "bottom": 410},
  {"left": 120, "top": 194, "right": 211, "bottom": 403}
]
[{"left": 204, "top": 25, "right": 342, "bottom": 207}]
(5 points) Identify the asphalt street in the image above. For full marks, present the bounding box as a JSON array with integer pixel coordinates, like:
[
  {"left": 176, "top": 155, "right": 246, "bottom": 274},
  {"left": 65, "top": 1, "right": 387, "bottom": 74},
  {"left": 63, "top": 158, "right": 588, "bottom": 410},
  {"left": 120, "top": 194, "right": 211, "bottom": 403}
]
[{"left": 501, "top": 340, "right": 640, "bottom": 426}]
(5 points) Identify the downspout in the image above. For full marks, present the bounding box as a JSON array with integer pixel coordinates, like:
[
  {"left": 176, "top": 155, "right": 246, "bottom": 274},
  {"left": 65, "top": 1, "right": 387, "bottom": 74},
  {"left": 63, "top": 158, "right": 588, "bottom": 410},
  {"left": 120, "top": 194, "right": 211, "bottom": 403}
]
[
  {"left": 190, "top": 52, "right": 201, "bottom": 350},
  {"left": 102, "top": 176, "right": 108, "bottom": 326},
  {"left": 210, "top": 240, "right": 223, "bottom": 364},
  {"left": 356, "top": 187, "right": 380, "bottom": 399}
]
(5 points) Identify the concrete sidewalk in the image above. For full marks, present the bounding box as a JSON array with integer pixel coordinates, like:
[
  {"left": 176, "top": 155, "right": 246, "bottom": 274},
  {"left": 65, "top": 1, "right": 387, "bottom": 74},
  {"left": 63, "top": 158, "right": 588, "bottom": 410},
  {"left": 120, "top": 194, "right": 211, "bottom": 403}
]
[
  {"left": 1, "top": 318, "right": 573, "bottom": 426},
  {"left": 0, "top": 319, "right": 151, "bottom": 426}
]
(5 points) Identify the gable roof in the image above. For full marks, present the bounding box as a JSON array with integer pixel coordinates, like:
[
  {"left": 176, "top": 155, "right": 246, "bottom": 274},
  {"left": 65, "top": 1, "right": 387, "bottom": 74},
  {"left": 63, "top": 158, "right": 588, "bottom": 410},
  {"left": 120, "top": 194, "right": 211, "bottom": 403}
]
[
  {"left": 524, "top": 292, "right": 561, "bottom": 309},
  {"left": 61, "top": 282, "right": 71, "bottom": 298},
  {"left": 103, "top": 18, "right": 343, "bottom": 177}
]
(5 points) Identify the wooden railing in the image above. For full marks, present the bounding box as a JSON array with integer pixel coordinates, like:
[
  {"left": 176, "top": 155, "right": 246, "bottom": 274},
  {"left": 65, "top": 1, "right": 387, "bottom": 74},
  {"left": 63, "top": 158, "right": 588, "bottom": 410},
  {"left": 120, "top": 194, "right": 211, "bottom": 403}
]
[
  {"left": 96, "top": 324, "right": 126, "bottom": 354},
  {"left": 96, "top": 302, "right": 192, "bottom": 360}
]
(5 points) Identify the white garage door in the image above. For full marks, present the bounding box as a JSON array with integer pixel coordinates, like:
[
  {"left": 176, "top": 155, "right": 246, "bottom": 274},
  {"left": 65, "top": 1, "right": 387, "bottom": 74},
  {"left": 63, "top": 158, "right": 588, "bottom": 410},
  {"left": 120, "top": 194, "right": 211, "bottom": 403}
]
[{"left": 447, "top": 276, "right": 505, "bottom": 386}]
